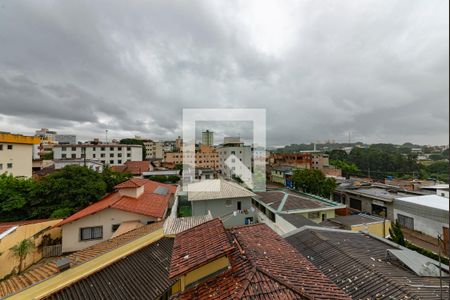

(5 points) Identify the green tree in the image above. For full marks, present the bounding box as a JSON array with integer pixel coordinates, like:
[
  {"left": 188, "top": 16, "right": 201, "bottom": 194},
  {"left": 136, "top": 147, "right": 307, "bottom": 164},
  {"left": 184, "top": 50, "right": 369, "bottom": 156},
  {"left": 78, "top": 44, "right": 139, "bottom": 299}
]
[
  {"left": 389, "top": 221, "right": 406, "bottom": 246},
  {"left": 291, "top": 168, "right": 336, "bottom": 198},
  {"left": 101, "top": 167, "right": 133, "bottom": 192},
  {"left": 32, "top": 165, "right": 107, "bottom": 218},
  {"left": 119, "top": 139, "right": 147, "bottom": 160},
  {"left": 330, "top": 160, "right": 360, "bottom": 177},
  {"left": 10, "top": 239, "right": 35, "bottom": 274},
  {"left": 0, "top": 174, "right": 36, "bottom": 221}
]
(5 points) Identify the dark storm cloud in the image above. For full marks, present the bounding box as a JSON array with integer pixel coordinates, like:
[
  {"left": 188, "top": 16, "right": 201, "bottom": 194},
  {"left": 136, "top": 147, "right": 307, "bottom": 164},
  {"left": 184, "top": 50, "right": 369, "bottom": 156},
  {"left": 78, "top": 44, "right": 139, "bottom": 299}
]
[{"left": 0, "top": 0, "right": 448, "bottom": 145}]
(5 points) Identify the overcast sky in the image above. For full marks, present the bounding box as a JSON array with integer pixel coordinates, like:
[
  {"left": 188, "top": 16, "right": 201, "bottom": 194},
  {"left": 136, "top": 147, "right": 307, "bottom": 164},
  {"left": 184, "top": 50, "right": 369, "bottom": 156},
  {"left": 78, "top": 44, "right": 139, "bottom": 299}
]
[{"left": 0, "top": 0, "right": 448, "bottom": 146}]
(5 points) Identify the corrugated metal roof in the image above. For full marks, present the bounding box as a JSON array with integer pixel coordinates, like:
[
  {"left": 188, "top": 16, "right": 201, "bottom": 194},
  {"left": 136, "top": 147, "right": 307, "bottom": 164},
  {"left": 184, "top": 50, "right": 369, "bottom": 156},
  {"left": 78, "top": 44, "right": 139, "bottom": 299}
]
[
  {"left": 163, "top": 213, "right": 213, "bottom": 235},
  {"left": 386, "top": 249, "right": 449, "bottom": 277},
  {"left": 187, "top": 179, "right": 255, "bottom": 201},
  {"left": 46, "top": 237, "right": 174, "bottom": 300},
  {"left": 396, "top": 195, "right": 449, "bottom": 211},
  {"left": 285, "top": 227, "right": 450, "bottom": 299}
]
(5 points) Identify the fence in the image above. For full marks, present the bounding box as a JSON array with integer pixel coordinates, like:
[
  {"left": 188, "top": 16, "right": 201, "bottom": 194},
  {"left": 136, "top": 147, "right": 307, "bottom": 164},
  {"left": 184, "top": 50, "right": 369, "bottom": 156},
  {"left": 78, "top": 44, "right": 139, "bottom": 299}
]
[{"left": 42, "top": 244, "right": 62, "bottom": 258}]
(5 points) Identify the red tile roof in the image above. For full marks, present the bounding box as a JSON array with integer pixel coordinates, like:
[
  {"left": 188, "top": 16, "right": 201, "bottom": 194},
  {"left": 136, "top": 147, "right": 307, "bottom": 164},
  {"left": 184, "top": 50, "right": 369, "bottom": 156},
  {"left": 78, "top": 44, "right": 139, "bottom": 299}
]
[
  {"left": 169, "top": 218, "right": 233, "bottom": 278},
  {"left": 172, "top": 223, "right": 350, "bottom": 300},
  {"left": 114, "top": 177, "right": 148, "bottom": 189},
  {"left": 111, "top": 161, "right": 151, "bottom": 175},
  {"left": 57, "top": 179, "right": 177, "bottom": 226}
]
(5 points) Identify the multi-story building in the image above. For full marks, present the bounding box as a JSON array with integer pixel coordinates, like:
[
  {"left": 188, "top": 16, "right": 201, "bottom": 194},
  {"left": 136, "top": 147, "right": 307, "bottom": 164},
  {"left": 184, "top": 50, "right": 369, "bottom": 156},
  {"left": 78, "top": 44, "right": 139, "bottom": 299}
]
[
  {"left": 54, "top": 134, "right": 76, "bottom": 145},
  {"left": 0, "top": 132, "right": 40, "bottom": 177},
  {"left": 269, "top": 153, "right": 311, "bottom": 169},
  {"left": 142, "top": 139, "right": 164, "bottom": 160},
  {"left": 34, "top": 128, "right": 57, "bottom": 141},
  {"left": 201, "top": 130, "right": 214, "bottom": 147},
  {"left": 53, "top": 144, "right": 142, "bottom": 166},
  {"left": 217, "top": 137, "right": 252, "bottom": 181},
  {"left": 164, "top": 145, "right": 219, "bottom": 169}
]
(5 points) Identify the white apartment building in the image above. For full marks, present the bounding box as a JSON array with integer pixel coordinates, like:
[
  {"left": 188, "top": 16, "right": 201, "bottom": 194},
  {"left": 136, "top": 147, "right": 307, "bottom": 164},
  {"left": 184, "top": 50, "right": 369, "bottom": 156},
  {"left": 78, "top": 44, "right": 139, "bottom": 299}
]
[
  {"left": 217, "top": 137, "right": 252, "bottom": 181},
  {"left": 0, "top": 133, "right": 40, "bottom": 177},
  {"left": 143, "top": 140, "right": 164, "bottom": 160},
  {"left": 53, "top": 144, "right": 142, "bottom": 166}
]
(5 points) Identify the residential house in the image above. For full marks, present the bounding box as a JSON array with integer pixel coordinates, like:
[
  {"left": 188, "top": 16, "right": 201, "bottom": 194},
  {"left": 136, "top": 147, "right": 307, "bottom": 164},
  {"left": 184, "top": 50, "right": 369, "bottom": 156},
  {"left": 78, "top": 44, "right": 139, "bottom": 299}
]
[
  {"left": 169, "top": 218, "right": 350, "bottom": 299},
  {"left": 0, "top": 132, "right": 40, "bottom": 177},
  {"left": 53, "top": 144, "right": 142, "bottom": 166},
  {"left": 320, "top": 213, "right": 391, "bottom": 238},
  {"left": 0, "top": 219, "right": 61, "bottom": 280},
  {"left": 285, "top": 226, "right": 449, "bottom": 299},
  {"left": 270, "top": 165, "right": 293, "bottom": 187},
  {"left": 252, "top": 189, "right": 347, "bottom": 235},
  {"left": 269, "top": 152, "right": 311, "bottom": 169},
  {"left": 57, "top": 178, "right": 177, "bottom": 252},
  {"left": 0, "top": 223, "right": 164, "bottom": 299},
  {"left": 187, "top": 179, "right": 256, "bottom": 227},
  {"left": 111, "top": 160, "right": 152, "bottom": 176},
  {"left": 334, "top": 182, "right": 421, "bottom": 220}
]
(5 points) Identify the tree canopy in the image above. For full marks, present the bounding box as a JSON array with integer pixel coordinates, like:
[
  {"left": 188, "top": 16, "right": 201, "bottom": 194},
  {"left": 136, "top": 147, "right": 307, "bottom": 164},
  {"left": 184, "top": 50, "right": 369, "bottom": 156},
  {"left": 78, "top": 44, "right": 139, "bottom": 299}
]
[
  {"left": 291, "top": 168, "right": 336, "bottom": 198},
  {"left": 0, "top": 165, "right": 131, "bottom": 222}
]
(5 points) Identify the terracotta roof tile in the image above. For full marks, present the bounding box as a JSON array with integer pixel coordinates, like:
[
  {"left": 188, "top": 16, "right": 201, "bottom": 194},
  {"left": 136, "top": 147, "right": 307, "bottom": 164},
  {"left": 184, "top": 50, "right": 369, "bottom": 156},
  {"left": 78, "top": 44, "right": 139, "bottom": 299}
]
[
  {"left": 57, "top": 179, "right": 177, "bottom": 226},
  {"left": 168, "top": 218, "right": 233, "bottom": 278},
  {"left": 0, "top": 222, "right": 162, "bottom": 298},
  {"left": 171, "top": 223, "right": 350, "bottom": 300},
  {"left": 114, "top": 177, "right": 149, "bottom": 189}
]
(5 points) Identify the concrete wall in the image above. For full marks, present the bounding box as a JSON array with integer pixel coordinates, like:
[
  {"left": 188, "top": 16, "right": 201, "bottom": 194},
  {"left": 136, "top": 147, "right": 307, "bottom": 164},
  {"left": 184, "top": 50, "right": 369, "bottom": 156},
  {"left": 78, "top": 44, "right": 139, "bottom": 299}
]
[
  {"left": 344, "top": 193, "right": 394, "bottom": 220},
  {"left": 217, "top": 146, "right": 252, "bottom": 180},
  {"left": 393, "top": 208, "right": 448, "bottom": 238},
  {"left": 351, "top": 220, "right": 391, "bottom": 238},
  {"left": 191, "top": 197, "right": 254, "bottom": 227},
  {"left": 61, "top": 208, "right": 156, "bottom": 252},
  {"left": 0, "top": 143, "right": 34, "bottom": 177},
  {"left": 0, "top": 220, "right": 61, "bottom": 279}
]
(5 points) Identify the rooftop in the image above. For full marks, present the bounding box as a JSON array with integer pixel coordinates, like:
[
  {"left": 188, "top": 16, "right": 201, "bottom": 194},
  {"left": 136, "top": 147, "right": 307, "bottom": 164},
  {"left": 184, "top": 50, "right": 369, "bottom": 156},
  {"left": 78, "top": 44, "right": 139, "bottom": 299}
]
[
  {"left": 396, "top": 194, "right": 449, "bottom": 211},
  {"left": 0, "top": 222, "right": 163, "bottom": 299},
  {"left": 255, "top": 189, "right": 342, "bottom": 212},
  {"left": 169, "top": 218, "right": 233, "bottom": 278},
  {"left": 320, "top": 214, "right": 386, "bottom": 229},
  {"left": 111, "top": 161, "right": 151, "bottom": 175},
  {"left": 46, "top": 237, "right": 174, "bottom": 300},
  {"left": 173, "top": 222, "right": 350, "bottom": 299},
  {"left": 187, "top": 179, "right": 256, "bottom": 201},
  {"left": 163, "top": 213, "right": 213, "bottom": 236},
  {"left": 53, "top": 144, "right": 142, "bottom": 148},
  {"left": 57, "top": 179, "right": 177, "bottom": 226},
  {"left": 279, "top": 213, "right": 318, "bottom": 228},
  {"left": 285, "top": 227, "right": 449, "bottom": 299},
  {"left": 0, "top": 132, "right": 40, "bottom": 145}
]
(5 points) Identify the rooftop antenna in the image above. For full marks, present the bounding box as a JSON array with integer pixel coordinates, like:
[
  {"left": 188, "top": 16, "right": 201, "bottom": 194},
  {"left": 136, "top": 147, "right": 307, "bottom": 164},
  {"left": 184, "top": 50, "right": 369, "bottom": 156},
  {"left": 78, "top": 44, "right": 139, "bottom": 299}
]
[{"left": 105, "top": 130, "right": 109, "bottom": 144}]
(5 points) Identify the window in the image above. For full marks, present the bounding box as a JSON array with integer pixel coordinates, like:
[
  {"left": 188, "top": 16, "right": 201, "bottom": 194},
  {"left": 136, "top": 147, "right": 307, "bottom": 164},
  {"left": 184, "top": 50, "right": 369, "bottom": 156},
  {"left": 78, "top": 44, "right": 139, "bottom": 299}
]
[
  {"left": 0, "top": 164, "right": 2, "bottom": 170},
  {"left": 237, "top": 201, "right": 242, "bottom": 211},
  {"left": 7, "top": 163, "right": 13, "bottom": 169},
  {"left": 61, "top": 147, "right": 66, "bottom": 151},
  {"left": 71, "top": 154, "right": 76, "bottom": 159},
  {"left": 0, "top": 145, "right": 2, "bottom": 150},
  {"left": 92, "top": 147, "right": 96, "bottom": 151},
  {"left": 225, "top": 199, "right": 232, "bottom": 207},
  {"left": 127, "top": 153, "right": 131, "bottom": 158},
  {"left": 110, "top": 153, "right": 114, "bottom": 157},
  {"left": 80, "top": 226, "right": 103, "bottom": 241},
  {"left": 93, "top": 154, "right": 96, "bottom": 158},
  {"left": 62, "top": 154, "right": 67, "bottom": 158},
  {"left": 118, "top": 147, "right": 122, "bottom": 151},
  {"left": 127, "top": 147, "right": 131, "bottom": 151},
  {"left": 101, "top": 147, "right": 105, "bottom": 151},
  {"left": 112, "top": 224, "right": 121, "bottom": 232},
  {"left": 397, "top": 214, "right": 414, "bottom": 230},
  {"left": 118, "top": 153, "right": 122, "bottom": 158},
  {"left": 7, "top": 145, "right": 13, "bottom": 150},
  {"left": 118, "top": 160, "right": 122, "bottom": 164},
  {"left": 322, "top": 214, "right": 326, "bottom": 221},
  {"left": 110, "top": 160, "right": 114, "bottom": 164},
  {"left": 71, "top": 147, "right": 76, "bottom": 151},
  {"left": 101, "top": 153, "right": 105, "bottom": 158},
  {"left": 110, "top": 147, "right": 114, "bottom": 151}
]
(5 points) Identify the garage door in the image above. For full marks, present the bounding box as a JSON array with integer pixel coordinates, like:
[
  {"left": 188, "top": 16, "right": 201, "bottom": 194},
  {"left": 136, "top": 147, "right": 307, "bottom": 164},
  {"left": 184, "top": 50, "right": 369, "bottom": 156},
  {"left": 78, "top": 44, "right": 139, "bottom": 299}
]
[
  {"left": 349, "top": 198, "right": 362, "bottom": 211},
  {"left": 397, "top": 214, "right": 414, "bottom": 230}
]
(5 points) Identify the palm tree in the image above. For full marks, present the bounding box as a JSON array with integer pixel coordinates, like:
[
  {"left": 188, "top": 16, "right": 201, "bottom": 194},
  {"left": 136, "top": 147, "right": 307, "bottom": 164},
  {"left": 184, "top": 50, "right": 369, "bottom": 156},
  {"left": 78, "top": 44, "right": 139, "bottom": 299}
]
[{"left": 10, "top": 239, "right": 35, "bottom": 274}]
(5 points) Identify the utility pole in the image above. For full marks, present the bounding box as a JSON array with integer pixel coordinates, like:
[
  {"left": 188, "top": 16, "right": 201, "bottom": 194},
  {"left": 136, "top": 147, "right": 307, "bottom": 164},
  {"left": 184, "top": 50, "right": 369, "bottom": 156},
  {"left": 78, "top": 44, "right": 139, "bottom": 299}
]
[{"left": 105, "top": 130, "right": 109, "bottom": 144}]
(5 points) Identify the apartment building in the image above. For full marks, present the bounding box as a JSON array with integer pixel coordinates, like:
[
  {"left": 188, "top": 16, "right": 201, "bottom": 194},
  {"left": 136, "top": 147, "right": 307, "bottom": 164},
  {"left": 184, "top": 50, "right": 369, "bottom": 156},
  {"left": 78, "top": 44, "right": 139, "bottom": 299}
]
[
  {"left": 142, "top": 139, "right": 164, "bottom": 160},
  {"left": 0, "top": 133, "right": 40, "bottom": 177},
  {"left": 201, "top": 130, "right": 214, "bottom": 146},
  {"left": 164, "top": 145, "right": 219, "bottom": 169},
  {"left": 53, "top": 144, "right": 142, "bottom": 166},
  {"left": 270, "top": 152, "right": 311, "bottom": 169},
  {"left": 217, "top": 137, "right": 252, "bottom": 180}
]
